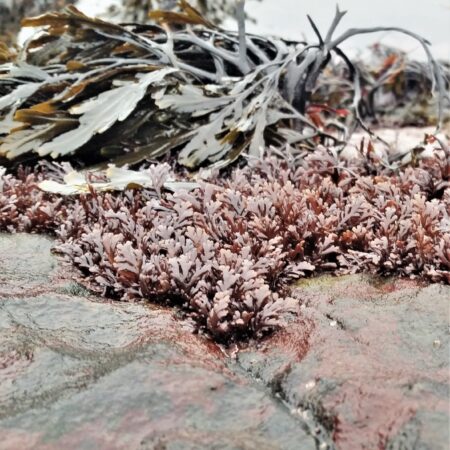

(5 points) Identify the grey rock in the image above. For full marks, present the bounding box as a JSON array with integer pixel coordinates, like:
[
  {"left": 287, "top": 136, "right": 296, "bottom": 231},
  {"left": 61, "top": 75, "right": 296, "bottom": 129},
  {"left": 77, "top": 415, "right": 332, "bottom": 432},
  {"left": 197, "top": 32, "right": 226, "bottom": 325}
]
[
  {"left": 0, "top": 233, "right": 315, "bottom": 450},
  {"left": 1, "top": 233, "right": 448, "bottom": 449}
]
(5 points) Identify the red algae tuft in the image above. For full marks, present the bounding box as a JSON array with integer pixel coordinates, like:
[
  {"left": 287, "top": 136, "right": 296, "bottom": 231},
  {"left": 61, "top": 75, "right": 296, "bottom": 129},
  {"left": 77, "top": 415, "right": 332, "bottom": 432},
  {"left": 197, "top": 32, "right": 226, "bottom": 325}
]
[{"left": 0, "top": 148, "right": 449, "bottom": 341}]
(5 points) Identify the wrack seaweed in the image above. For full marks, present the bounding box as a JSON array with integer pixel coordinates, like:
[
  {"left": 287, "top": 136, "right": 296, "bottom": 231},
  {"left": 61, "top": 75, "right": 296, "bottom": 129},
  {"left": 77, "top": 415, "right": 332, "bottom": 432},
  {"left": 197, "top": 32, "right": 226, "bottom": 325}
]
[{"left": 0, "top": 1, "right": 448, "bottom": 170}]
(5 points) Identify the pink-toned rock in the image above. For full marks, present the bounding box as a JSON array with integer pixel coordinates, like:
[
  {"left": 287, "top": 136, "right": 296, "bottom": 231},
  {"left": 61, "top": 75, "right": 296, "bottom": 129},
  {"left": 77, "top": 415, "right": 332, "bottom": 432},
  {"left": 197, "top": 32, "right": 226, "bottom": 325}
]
[
  {"left": 1, "top": 234, "right": 448, "bottom": 449},
  {"left": 238, "top": 275, "right": 450, "bottom": 449},
  {"left": 0, "top": 234, "right": 315, "bottom": 450}
]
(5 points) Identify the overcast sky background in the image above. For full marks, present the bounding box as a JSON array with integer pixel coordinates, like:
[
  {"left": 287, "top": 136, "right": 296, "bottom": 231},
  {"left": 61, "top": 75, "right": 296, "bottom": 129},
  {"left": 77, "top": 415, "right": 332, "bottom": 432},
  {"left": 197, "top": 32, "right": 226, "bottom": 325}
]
[
  {"left": 77, "top": 0, "right": 450, "bottom": 61},
  {"left": 242, "top": 0, "right": 450, "bottom": 60}
]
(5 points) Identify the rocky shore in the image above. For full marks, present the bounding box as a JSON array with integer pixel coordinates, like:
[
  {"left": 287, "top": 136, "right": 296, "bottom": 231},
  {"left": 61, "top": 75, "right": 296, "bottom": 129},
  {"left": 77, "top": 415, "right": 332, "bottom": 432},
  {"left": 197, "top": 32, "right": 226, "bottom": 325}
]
[{"left": 0, "top": 233, "right": 448, "bottom": 449}]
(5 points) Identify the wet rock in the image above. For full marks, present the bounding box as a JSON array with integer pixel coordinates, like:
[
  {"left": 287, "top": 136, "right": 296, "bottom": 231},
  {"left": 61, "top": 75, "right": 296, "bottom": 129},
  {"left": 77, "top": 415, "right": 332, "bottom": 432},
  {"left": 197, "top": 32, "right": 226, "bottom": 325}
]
[
  {"left": 0, "top": 234, "right": 56, "bottom": 297},
  {"left": 237, "top": 275, "right": 450, "bottom": 450},
  {"left": 1, "top": 233, "right": 448, "bottom": 449},
  {"left": 0, "top": 234, "right": 315, "bottom": 450}
]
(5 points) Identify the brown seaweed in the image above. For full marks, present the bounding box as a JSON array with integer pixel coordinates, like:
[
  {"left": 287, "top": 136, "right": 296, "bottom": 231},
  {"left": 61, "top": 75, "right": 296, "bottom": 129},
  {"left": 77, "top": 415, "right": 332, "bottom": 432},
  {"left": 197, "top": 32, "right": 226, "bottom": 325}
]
[{"left": 0, "top": 1, "right": 448, "bottom": 170}]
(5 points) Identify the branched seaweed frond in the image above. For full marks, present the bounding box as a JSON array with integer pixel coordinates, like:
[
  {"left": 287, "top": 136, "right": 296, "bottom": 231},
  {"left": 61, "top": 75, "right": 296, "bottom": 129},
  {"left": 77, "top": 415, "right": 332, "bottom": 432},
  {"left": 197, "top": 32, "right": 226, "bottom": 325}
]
[
  {"left": 1, "top": 148, "right": 449, "bottom": 342},
  {"left": 0, "top": 1, "right": 448, "bottom": 170}
]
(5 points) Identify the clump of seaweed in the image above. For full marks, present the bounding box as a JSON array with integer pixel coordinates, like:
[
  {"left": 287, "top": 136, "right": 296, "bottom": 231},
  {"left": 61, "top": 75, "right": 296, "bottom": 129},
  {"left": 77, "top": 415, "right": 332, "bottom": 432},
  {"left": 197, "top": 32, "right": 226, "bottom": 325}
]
[
  {"left": 0, "top": 1, "right": 449, "bottom": 343},
  {"left": 0, "top": 0, "right": 239, "bottom": 50},
  {"left": 0, "top": 0, "right": 76, "bottom": 44},
  {"left": 113, "top": 0, "right": 247, "bottom": 24},
  {"left": 1, "top": 148, "right": 448, "bottom": 342},
  {"left": 0, "top": 1, "right": 448, "bottom": 170}
]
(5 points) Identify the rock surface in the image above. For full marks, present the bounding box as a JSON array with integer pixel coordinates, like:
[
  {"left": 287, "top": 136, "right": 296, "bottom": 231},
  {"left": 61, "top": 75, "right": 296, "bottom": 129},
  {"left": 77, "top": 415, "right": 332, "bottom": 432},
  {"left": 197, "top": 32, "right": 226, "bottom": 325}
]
[
  {"left": 0, "top": 233, "right": 449, "bottom": 449},
  {"left": 238, "top": 276, "right": 450, "bottom": 449}
]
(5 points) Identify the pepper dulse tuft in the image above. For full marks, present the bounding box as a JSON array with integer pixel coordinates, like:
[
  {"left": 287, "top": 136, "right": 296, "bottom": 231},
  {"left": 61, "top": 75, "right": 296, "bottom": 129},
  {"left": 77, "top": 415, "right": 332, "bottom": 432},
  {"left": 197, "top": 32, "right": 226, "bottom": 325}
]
[{"left": 1, "top": 147, "right": 448, "bottom": 342}]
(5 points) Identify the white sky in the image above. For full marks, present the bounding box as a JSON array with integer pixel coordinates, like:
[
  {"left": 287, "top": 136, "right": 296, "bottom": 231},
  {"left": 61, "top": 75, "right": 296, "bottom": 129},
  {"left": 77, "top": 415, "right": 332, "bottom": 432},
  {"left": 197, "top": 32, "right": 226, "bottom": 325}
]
[
  {"left": 25, "top": 0, "right": 450, "bottom": 61},
  {"left": 242, "top": 0, "right": 450, "bottom": 61}
]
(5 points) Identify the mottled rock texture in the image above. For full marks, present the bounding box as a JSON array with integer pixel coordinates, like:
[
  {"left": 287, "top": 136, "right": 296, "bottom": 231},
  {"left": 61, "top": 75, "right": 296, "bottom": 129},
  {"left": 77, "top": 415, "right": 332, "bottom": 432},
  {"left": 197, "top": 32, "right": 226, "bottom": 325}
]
[
  {"left": 0, "top": 234, "right": 316, "bottom": 450},
  {"left": 0, "top": 233, "right": 448, "bottom": 449},
  {"left": 238, "top": 276, "right": 450, "bottom": 449}
]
